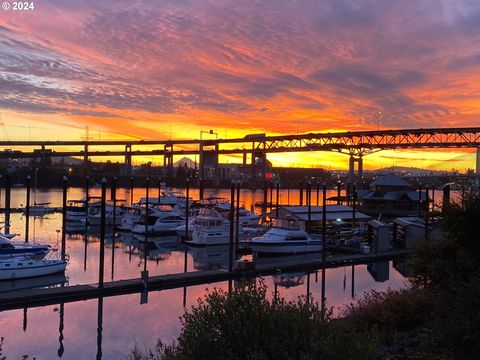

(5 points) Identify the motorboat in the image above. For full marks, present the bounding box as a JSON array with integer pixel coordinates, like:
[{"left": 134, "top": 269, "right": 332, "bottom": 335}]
[
  {"left": 249, "top": 217, "right": 322, "bottom": 255},
  {"left": 186, "top": 208, "right": 231, "bottom": 246},
  {"left": 66, "top": 196, "right": 101, "bottom": 221},
  {"left": 119, "top": 204, "right": 146, "bottom": 232},
  {"left": 175, "top": 208, "right": 201, "bottom": 239},
  {"left": 137, "top": 188, "right": 189, "bottom": 207},
  {"left": 131, "top": 210, "right": 185, "bottom": 235},
  {"left": 0, "top": 236, "right": 50, "bottom": 259},
  {"left": 0, "top": 258, "right": 67, "bottom": 280},
  {"left": 82, "top": 201, "right": 125, "bottom": 226}
]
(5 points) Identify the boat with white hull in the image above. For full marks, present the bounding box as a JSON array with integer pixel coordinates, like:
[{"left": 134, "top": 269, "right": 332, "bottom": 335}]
[
  {"left": 0, "top": 258, "right": 67, "bottom": 280},
  {"left": 132, "top": 211, "right": 185, "bottom": 235},
  {"left": 249, "top": 218, "right": 322, "bottom": 255},
  {"left": 186, "top": 208, "right": 231, "bottom": 246},
  {"left": 82, "top": 202, "right": 125, "bottom": 226}
]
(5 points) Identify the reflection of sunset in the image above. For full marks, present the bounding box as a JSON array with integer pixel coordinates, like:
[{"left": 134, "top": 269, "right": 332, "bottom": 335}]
[{"left": 1, "top": 1, "right": 479, "bottom": 171}]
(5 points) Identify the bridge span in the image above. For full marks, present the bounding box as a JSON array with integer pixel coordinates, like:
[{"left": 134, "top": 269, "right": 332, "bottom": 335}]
[{"left": 0, "top": 127, "right": 479, "bottom": 180}]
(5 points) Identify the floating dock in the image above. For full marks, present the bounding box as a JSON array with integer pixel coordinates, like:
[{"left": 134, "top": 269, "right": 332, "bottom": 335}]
[{"left": 0, "top": 249, "right": 410, "bottom": 311}]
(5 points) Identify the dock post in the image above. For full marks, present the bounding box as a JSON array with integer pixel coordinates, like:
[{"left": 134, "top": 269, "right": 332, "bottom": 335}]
[
  {"left": 185, "top": 178, "right": 190, "bottom": 241},
  {"left": 287, "top": 181, "right": 290, "bottom": 205},
  {"left": 418, "top": 184, "right": 422, "bottom": 216},
  {"left": 337, "top": 181, "right": 341, "bottom": 205},
  {"left": 111, "top": 176, "right": 117, "bottom": 280},
  {"left": 262, "top": 180, "right": 268, "bottom": 215},
  {"left": 431, "top": 185, "right": 435, "bottom": 213},
  {"left": 129, "top": 176, "right": 134, "bottom": 205},
  {"left": 322, "top": 183, "right": 327, "bottom": 261},
  {"left": 25, "top": 175, "right": 31, "bottom": 243},
  {"left": 316, "top": 182, "right": 320, "bottom": 206},
  {"left": 61, "top": 176, "right": 67, "bottom": 260},
  {"left": 235, "top": 181, "right": 240, "bottom": 251},
  {"left": 442, "top": 184, "right": 450, "bottom": 213},
  {"left": 4, "top": 174, "right": 11, "bottom": 235},
  {"left": 99, "top": 177, "right": 107, "bottom": 288},
  {"left": 275, "top": 181, "right": 280, "bottom": 219},
  {"left": 85, "top": 176, "right": 90, "bottom": 228},
  {"left": 157, "top": 177, "right": 162, "bottom": 205},
  {"left": 346, "top": 182, "right": 351, "bottom": 206},
  {"left": 143, "top": 177, "right": 150, "bottom": 275},
  {"left": 425, "top": 185, "right": 429, "bottom": 241},
  {"left": 269, "top": 181, "right": 273, "bottom": 211},
  {"left": 352, "top": 183, "right": 357, "bottom": 226},
  {"left": 307, "top": 182, "right": 311, "bottom": 222},
  {"left": 228, "top": 182, "right": 235, "bottom": 272},
  {"left": 299, "top": 181, "right": 304, "bottom": 206},
  {"left": 199, "top": 178, "right": 204, "bottom": 200}
]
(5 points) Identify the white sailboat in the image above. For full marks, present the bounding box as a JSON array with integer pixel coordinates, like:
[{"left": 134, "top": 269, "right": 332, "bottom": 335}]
[{"left": 0, "top": 258, "right": 67, "bottom": 280}]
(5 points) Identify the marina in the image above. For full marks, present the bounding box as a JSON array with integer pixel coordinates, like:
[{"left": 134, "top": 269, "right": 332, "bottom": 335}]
[
  {"left": 1, "top": 2, "right": 480, "bottom": 357},
  {"left": 0, "top": 185, "right": 416, "bottom": 358}
]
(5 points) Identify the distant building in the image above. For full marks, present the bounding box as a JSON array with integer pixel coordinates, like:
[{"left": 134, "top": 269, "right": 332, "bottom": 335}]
[{"left": 357, "top": 173, "right": 426, "bottom": 217}]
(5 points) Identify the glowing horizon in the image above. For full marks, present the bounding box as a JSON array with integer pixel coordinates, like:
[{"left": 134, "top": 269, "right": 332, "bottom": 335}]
[{"left": 1, "top": 0, "right": 480, "bottom": 171}]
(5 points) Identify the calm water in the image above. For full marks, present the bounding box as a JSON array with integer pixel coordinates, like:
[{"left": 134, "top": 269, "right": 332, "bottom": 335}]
[{"left": 0, "top": 186, "right": 443, "bottom": 359}]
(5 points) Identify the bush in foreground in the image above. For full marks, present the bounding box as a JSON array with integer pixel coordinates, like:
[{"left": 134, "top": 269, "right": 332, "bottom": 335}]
[{"left": 128, "top": 281, "right": 377, "bottom": 360}]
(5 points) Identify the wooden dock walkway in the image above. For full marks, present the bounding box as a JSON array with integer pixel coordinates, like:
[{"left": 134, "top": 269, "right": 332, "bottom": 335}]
[{"left": 0, "top": 249, "right": 411, "bottom": 311}]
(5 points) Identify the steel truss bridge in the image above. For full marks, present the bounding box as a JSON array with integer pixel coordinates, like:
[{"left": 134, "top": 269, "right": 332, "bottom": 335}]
[{"left": 0, "top": 127, "right": 479, "bottom": 179}]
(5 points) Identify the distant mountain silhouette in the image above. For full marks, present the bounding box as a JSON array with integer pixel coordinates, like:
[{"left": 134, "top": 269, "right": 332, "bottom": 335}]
[{"left": 174, "top": 156, "right": 197, "bottom": 168}]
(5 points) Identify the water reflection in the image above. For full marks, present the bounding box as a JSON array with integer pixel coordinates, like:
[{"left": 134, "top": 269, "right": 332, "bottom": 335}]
[
  {"left": 0, "top": 187, "right": 409, "bottom": 359},
  {"left": 189, "top": 244, "right": 230, "bottom": 271}
]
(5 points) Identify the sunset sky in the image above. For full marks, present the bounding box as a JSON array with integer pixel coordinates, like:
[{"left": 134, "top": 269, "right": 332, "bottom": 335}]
[{"left": 0, "top": 0, "right": 479, "bottom": 170}]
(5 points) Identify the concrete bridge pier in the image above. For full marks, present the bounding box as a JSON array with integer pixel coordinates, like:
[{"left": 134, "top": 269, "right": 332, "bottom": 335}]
[
  {"left": 124, "top": 144, "right": 132, "bottom": 176},
  {"left": 164, "top": 145, "right": 174, "bottom": 186},
  {"left": 83, "top": 144, "right": 89, "bottom": 176},
  {"left": 348, "top": 154, "right": 363, "bottom": 183}
]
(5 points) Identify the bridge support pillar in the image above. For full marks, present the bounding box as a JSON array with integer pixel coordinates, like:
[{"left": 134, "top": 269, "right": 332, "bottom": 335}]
[
  {"left": 164, "top": 145, "right": 174, "bottom": 186},
  {"left": 213, "top": 144, "right": 220, "bottom": 186},
  {"left": 199, "top": 143, "right": 205, "bottom": 186},
  {"left": 124, "top": 144, "right": 132, "bottom": 176},
  {"left": 83, "top": 144, "right": 89, "bottom": 177},
  {"left": 348, "top": 154, "right": 364, "bottom": 183}
]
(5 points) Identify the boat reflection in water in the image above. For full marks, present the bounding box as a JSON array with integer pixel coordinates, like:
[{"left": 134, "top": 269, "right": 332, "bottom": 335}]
[
  {"left": 272, "top": 272, "right": 306, "bottom": 288},
  {"left": 0, "top": 272, "right": 67, "bottom": 293},
  {"left": 188, "top": 244, "right": 230, "bottom": 271},
  {"left": 119, "top": 232, "right": 181, "bottom": 261}
]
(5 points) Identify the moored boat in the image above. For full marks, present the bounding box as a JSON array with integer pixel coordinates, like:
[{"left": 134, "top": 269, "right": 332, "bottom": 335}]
[
  {"left": 249, "top": 217, "right": 322, "bottom": 255},
  {"left": 0, "top": 236, "right": 50, "bottom": 259},
  {"left": 0, "top": 258, "right": 67, "bottom": 280}
]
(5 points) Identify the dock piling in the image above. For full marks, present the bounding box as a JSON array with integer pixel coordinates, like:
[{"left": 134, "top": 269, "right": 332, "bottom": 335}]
[
  {"left": 275, "top": 181, "right": 280, "bottom": 219},
  {"left": 61, "top": 176, "right": 67, "bottom": 260},
  {"left": 185, "top": 178, "right": 190, "bottom": 241},
  {"left": 4, "top": 174, "right": 11, "bottom": 234},
  {"left": 322, "top": 183, "right": 327, "bottom": 261},
  {"left": 99, "top": 177, "right": 107, "bottom": 288},
  {"left": 228, "top": 182, "right": 235, "bottom": 273},
  {"left": 129, "top": 176, "right": 134, "bottom": 205},
  {"left": 235, "top": 181, "right": 240, "bottom": 251},
  {"left": 25, "top": 175, "right": 31, "bottom": 243},
  {"left": 111, "top": 176, "right": 117, "bottom": 280},
  {"left": 299, "top": 181, "right": 304, "bottom": 206}
]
